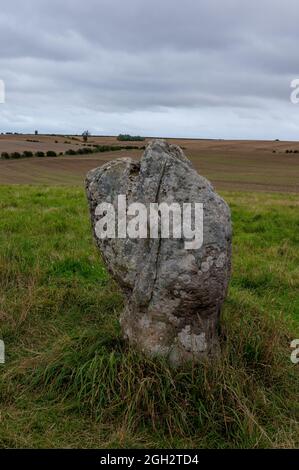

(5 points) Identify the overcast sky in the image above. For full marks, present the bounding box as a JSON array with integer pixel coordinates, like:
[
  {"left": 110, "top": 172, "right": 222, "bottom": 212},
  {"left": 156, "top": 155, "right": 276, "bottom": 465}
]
[{"left": 1, "top": 0, "right": 299, "bottom": 139}]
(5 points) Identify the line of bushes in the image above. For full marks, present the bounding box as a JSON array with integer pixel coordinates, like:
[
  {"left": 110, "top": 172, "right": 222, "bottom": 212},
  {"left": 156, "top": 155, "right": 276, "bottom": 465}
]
[
  {"left": 65, "top": 144, "right": 144, "bottom": 156},
  {"left": 94, "top": 144, "right": 143, "bottom": 152},
  {"left": 1, "top": 144, "right": 146, "bottom": 160},
  {"left": 117, "top": 134, "right": 145, "bottom": 141},
  {"left": 1, "top": 150, "right": 59, "bottom": 159}
]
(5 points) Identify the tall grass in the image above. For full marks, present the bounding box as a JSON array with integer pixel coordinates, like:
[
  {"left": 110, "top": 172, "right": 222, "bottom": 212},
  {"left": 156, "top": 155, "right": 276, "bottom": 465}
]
[{"left": 0, "top": 186, "right": 298, "bottom": 448}]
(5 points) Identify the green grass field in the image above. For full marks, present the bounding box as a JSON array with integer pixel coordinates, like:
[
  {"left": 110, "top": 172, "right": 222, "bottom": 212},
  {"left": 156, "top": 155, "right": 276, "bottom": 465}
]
[{"left": 0, "top": 186, "right": 298, "bottom": 448}]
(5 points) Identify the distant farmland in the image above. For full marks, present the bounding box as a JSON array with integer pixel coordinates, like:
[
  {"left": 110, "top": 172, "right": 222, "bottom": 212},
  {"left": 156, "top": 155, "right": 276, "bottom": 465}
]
[{"left": 1, "top": 134, "right": 299, "bottom": 192}]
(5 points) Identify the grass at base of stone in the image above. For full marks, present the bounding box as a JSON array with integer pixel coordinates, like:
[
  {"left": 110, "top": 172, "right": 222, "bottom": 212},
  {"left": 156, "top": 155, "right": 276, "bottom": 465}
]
[{"left": 0, "top": 186, "right": 298, "bottom": 448}]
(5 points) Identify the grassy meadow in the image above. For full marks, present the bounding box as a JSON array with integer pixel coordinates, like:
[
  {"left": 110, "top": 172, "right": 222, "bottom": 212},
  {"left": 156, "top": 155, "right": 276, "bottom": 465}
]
[{"left": 0, "top": 185, "right": 298, "bottom": 448}]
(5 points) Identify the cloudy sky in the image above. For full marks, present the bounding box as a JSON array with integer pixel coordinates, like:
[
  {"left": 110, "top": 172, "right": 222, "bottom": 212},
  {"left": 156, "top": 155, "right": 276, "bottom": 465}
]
[{"left": 1, "top": 0, "right": 299, "bottom": 139}]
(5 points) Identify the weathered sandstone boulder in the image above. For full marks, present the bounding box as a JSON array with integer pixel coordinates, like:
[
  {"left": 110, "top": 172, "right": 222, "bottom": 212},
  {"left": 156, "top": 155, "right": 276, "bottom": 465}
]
[{"left": 86, "top": 139, "right": 232, "bottom": 365}]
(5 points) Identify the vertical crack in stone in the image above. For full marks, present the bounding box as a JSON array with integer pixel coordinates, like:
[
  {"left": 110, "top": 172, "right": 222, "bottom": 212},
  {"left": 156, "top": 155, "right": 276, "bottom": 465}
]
[{"left": 147, "top": 160, "right": 167, "bottom": 305}]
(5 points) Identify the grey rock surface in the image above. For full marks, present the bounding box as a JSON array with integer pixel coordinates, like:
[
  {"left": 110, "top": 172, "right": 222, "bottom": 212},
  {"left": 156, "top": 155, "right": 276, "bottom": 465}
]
[{"left": 86, "top": 139, "right": 232, "bottom": 365}]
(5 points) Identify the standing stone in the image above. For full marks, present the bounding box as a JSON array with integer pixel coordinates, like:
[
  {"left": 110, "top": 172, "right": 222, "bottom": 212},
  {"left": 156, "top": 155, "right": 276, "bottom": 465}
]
[{"left": 86, "top": 140, "right": 232, "bottom": 365}]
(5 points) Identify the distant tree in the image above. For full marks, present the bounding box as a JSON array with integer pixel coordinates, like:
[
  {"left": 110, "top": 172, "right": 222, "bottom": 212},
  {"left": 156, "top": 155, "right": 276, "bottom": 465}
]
[
  {"left": 35, "top": 130, "right": 38, "bottom": 135},
  {"left": 1, "top": 152, "right": 10, "bottom": 159},
  {"left": 82, "top": 130, "right": 90, "bottom": 142},
  {"left": 117, "top": 134, "right": 145, "bottom": 142},
  {"left": 23, "top": 151, "right": 33, "bottom": 158},
  {"left": 11, "top": 152, "right": 21, "bottom": 159}
]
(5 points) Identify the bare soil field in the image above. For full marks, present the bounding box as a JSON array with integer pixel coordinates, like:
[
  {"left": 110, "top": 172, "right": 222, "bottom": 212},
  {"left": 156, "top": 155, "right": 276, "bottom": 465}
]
[{"left": 0, "top": 134, "right": 299, "bottom": 192}]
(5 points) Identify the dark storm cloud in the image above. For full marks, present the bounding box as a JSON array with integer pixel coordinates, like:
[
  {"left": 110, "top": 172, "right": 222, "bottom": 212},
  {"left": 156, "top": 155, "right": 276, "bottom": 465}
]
[{"left": 0, "top": 0, "right": 299, "bottom": 138}]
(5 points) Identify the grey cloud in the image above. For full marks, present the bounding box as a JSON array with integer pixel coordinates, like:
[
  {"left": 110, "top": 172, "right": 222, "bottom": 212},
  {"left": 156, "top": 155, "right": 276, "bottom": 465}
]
[{"left": 0, "top": 0, "right": 299, "bottom": 138}]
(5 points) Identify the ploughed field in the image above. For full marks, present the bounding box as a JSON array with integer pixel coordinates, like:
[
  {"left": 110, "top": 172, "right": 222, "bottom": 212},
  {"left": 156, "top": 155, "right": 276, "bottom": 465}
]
[{"left": 0, "top": 134, "right": 299, "bottom": 192}]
